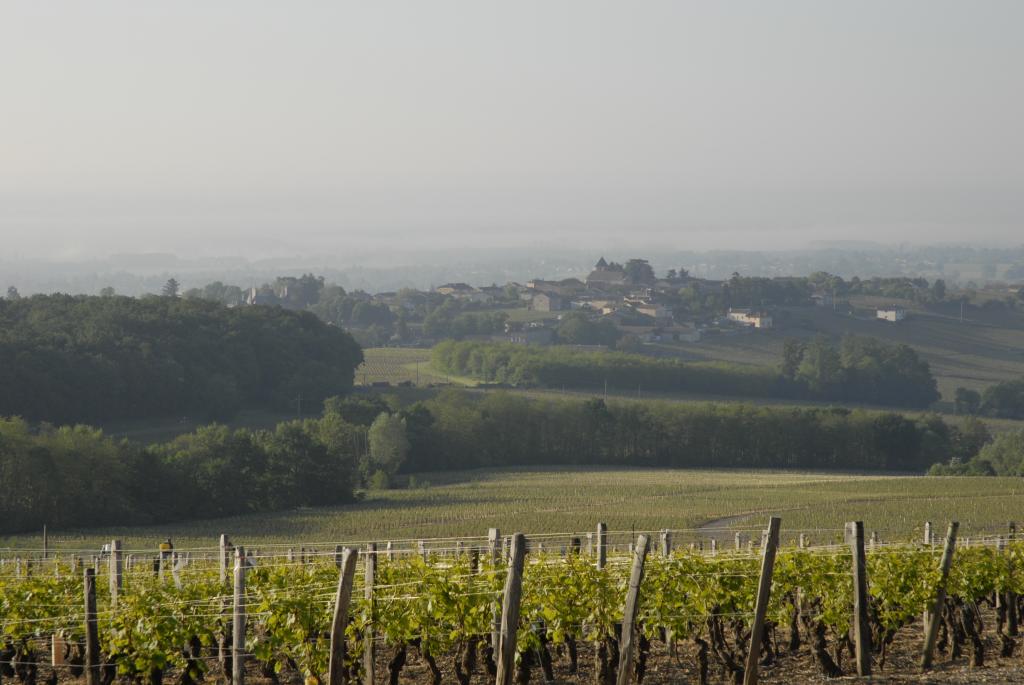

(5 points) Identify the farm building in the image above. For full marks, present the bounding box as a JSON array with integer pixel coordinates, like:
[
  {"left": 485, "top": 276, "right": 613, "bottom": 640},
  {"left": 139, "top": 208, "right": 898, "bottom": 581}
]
[
  {"left": 726, "top": 308, "right": 773, "bottom": 329},
  {"left": 876, "top": 306, "right": 907, "bottom": 322}
]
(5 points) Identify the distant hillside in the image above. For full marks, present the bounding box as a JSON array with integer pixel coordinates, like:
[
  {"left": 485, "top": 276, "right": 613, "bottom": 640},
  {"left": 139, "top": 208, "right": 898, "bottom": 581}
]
[{"left": 671, "top": 300, "right": 1024, "bottom": 406}]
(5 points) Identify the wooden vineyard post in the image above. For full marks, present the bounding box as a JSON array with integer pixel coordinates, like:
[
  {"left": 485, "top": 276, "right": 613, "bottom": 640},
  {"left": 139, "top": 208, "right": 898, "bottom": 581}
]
[
  {"left": 570, "top": 536, "right": 581, "bottom": 554},
  {"left": 657, "top": 529, "right": 675, "bottom": 654},
  {"left": 84, "top": 567, "right": 100, "bottom": 685},
  {"left": 924, "top": 521, "right": 932, "bottom": 546},
  {"left": 848, "top": 522, "right": 872, "bottom": 676},
  {"left": 363, "top": 543, "right": 377, "bottom": 685},
  {"left": 109, "top": 539, "right": 123, "bottom": 608},
  {"left": 735, "top": 532, "right": 742, "bottom": 550},
  {"left": 616, "top": 535, "right": 650, "bottom": 685},
  {"left": 219, "top": 534, "right": 232, "bottom": 584},
  {"left": 743, "top": 517, "right": 781, "bottom": 685},
  {"left": 921, "top": 522, "right": 959, "bottom": 671},
  {"left": 495, "top": 533, "right": 526, "bottom": 685},
  {"left": 597, "top": 522, "right": 608, "bottom": 570},
  {"left": 233, "top": 547, "right": 247, "bottom": 685},
  {"left": 218, "top": 536, "right": 233, "bottom": 674},
  {"left": 1008, "top": 521, "right": 1019, "bottom": 636},
  {"left": 488, "top": 527, "right": 501, "bottom": 651},
  {"left": 335, "top": 545, "right": 344, "bottom": 569},
  {"left": 328, "top": 547, "right": 359, "bottom": 685}
]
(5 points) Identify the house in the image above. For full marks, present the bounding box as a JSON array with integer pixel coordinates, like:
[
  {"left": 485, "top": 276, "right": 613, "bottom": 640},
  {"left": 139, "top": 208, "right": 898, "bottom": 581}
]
[
  {"left": 572, "top": 297, "right": 619, "bottom": 312},
  {"left": 727, "top": 308, "right": 773, "bottom": 329},
  {"left": 435, "top": 283, "right": 492, "bottom": 303},
  {"left": 585, "top": 258, "right": 629, "bottom": 289},
  {"left": 876, "top": 306, "right": 907, "bottom": 322},
  {"left": 530, "top": 291, "right": 565, "bottom": 312},
  {"left": 632, "top": 303, "right": 673, "bottom": 321}
]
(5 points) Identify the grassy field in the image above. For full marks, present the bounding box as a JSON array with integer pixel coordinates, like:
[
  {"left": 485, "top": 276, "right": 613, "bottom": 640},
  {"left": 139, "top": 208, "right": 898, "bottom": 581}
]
[
  {"left": 504, "top": 307, "right": 562, "bottom": 323},
  {"left": 665, "top": 303, "right": 1024, "bottom": 407},
  {"left": 8, "top": 468, "right": 1022, "bottom": 552},
  {"left": 355, "top": 347, "right": 476, "bottom": 387}
]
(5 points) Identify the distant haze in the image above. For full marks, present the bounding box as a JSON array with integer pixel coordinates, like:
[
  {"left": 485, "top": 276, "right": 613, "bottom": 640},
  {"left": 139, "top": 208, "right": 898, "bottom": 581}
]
[{"left": 2, "top": 1, "right": 1022, "bottom": 260}]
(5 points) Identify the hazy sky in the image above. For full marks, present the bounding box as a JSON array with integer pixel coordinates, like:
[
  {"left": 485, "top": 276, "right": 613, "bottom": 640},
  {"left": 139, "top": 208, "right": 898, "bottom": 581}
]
[{"left": 2, "top": 1, "right": 1022, "bottom": 260}]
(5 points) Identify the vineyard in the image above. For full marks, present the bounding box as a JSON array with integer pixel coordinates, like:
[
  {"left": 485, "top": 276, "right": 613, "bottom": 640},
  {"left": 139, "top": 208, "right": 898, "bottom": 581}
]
[
  {"left": 2, "top": 521, "right": 1024, "bottom": 685},
  {"left": 355, "top": 349, "right": 461, "bottom": 387}
]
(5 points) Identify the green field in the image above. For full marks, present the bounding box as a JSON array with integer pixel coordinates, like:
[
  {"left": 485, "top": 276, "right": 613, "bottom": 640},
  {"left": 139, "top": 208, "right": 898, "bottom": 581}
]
[
  {"left": 661, "top": 302, "right": 1024, "bottom": 407},
  {"left": 8, "top": 468, "right": 1022, "bottom": 553},
  {"left": 355, "top": 347, "right": 476, "bottom": 386}
]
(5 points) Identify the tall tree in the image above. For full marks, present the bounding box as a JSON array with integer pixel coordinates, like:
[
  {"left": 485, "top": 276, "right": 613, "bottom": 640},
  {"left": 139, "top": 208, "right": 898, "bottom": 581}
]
[
  {"left": 162, "top": 278, "right": 180, "bottom": 298},
  {"left": 623, "top": 258, "right": 655, "bottom": 284},
  {"left": 781, "top": 338, "right": 806, "bottom": 380},
  {"left": 797, "top": 336, "right": 843, "bottom": 394},
  {"left": 367, "top": 412, "right": 409, "bottom": 485}
]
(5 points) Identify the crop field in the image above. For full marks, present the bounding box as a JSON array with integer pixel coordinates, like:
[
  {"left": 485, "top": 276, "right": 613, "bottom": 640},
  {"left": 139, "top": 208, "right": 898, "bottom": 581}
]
[
  {"left": 5, "top": 469, "right": 1024, "bottom": 684},
  {"left": 10, "top": 468, "right": 1023, "bottom": 552},
  {"left": 668, "top": 304, "right": 1024, "bottom": 406},
  {"left": 356, "top": 347, "right": 472, "bottom": 386}
]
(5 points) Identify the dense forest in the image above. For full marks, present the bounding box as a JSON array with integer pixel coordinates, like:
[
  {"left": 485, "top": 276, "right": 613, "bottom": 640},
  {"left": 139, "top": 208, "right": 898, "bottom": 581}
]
[
  {"left": 432, "top": 334, "right": 940, "bottom": 408},
  {"left": 0, "top": 389, "right": 989, "bottom": 534},
  {"left": 0, "top": 294, "right": 363, "bottom": 424}
]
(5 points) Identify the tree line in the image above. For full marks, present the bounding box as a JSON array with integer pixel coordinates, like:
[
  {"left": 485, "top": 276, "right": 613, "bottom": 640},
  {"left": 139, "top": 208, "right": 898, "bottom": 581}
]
[
  {"left": 0, "top": 414, "right": 361, "bottom": 534},
  {"left": 394, "top": 390, "right": 975, "bottom": 475},
  {"left": 2, "top": 388, "right": 992, "bottom": 534},
  {"left": 0, "top": 294, "right": 363, "bottom": 425},
  {"left": 432, "top": 334, "right": 940, "bottom": 408},
  {"left": 954, "top": 378, "right": 1024, "bottom": 420}
]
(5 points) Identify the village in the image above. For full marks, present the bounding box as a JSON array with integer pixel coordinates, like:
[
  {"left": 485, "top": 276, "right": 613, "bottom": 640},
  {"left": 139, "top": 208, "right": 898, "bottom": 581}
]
[{"left": 232, "top": 258, "right": 916, "bottom": 350}]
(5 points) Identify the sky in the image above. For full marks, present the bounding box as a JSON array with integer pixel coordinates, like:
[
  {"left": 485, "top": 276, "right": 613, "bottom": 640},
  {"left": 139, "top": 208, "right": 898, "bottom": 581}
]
[{"left": 1, "top": 1, "right": 1023, "bottom": 260}]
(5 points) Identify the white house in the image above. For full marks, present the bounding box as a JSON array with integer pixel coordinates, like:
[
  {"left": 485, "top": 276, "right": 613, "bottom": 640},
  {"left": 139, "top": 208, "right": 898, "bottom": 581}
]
[
  {"left": 876, "top": 306, "right": 907, "bottom": 322},
  {"left": 726, "top": 308, "right": 773, "bottom": 329}
]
